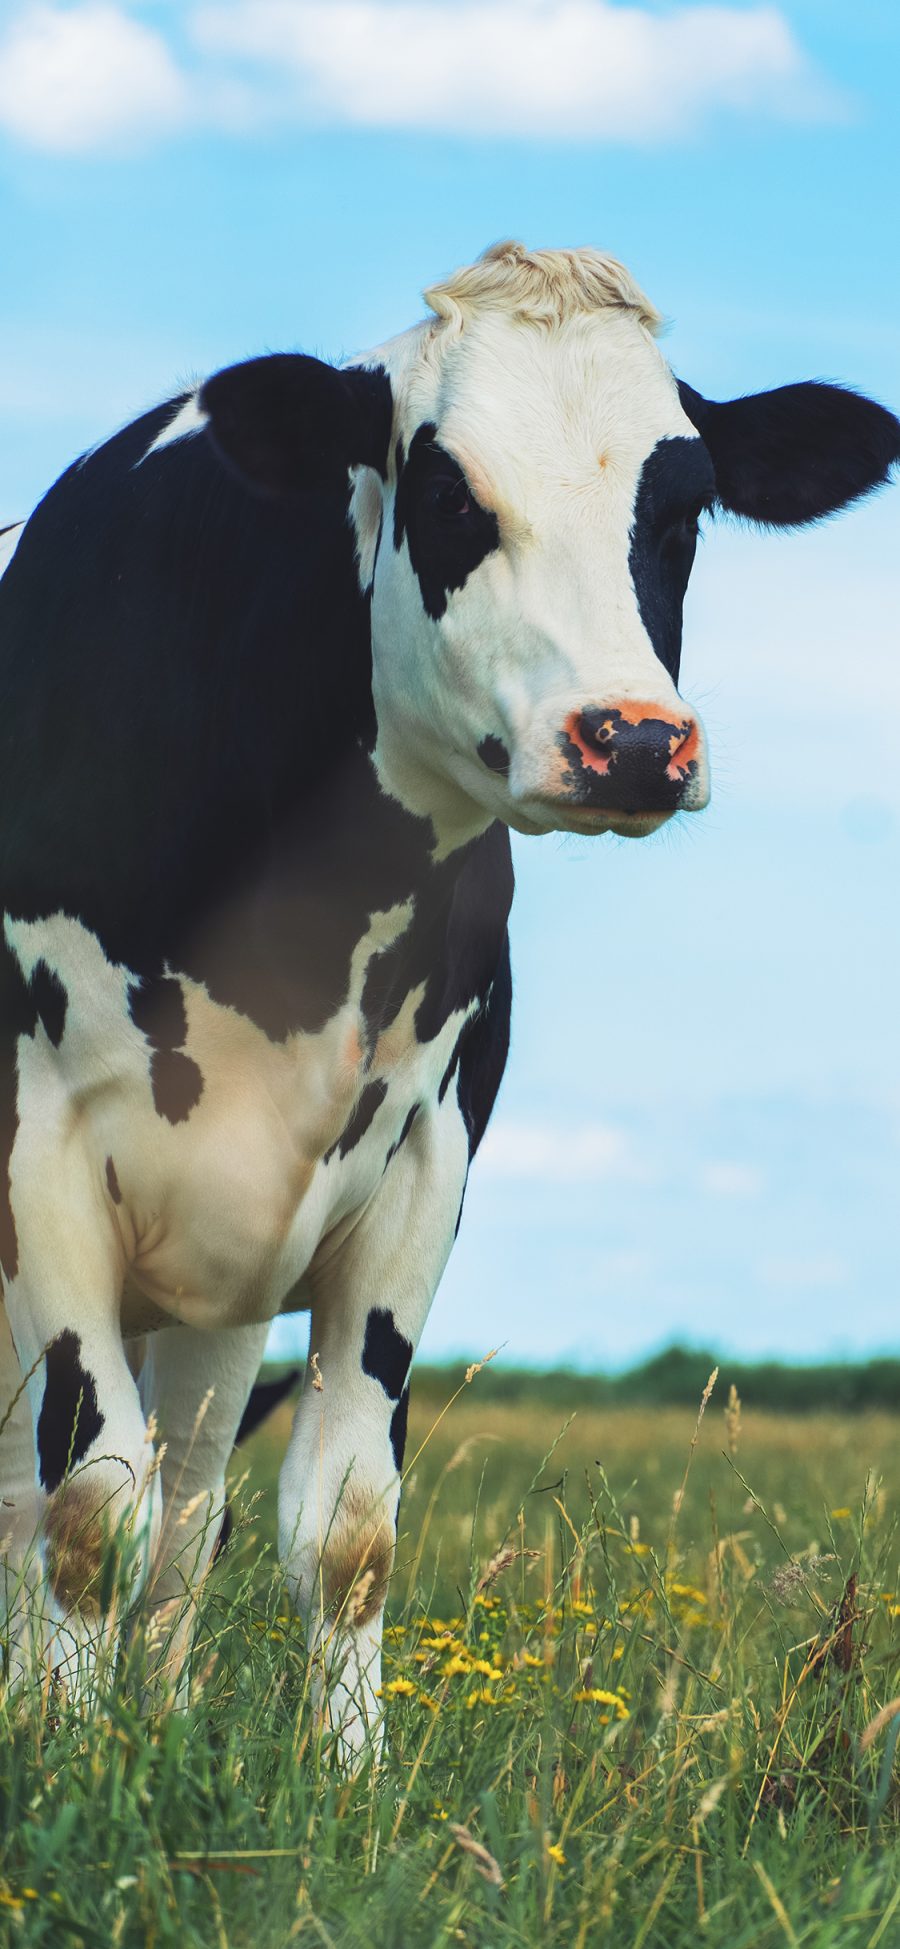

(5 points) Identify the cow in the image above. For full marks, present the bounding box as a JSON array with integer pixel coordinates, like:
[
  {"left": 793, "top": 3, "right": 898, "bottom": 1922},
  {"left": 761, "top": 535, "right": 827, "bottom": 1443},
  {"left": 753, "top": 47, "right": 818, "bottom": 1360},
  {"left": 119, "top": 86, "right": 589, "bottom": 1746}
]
[{"left": 0, "top": 242, "right": 897, "bottom": 1757}]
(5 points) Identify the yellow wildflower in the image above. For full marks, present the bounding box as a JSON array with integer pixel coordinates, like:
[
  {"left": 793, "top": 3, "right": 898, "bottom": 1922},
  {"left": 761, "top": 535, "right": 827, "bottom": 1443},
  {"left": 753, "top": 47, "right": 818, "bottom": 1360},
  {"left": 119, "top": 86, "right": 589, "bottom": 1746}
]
[
  {"left": 830, "top": 1508, "right": 852, "bottom": 1520},
  {"left": 573, "top": 1688, "right": 630, "bottom": 1719},
  {"left": 382, "top": 1677, "right": 416, "bottom": 1698},
  {"left": 443, "top": 1654, "right": 472, "bottom": 1678},
  {"left": 668, "top": 1584, "right": 707, "bottom": 1605},
  {"left": 547, "top": 1843, "right": 566, "bottom": 1866}
]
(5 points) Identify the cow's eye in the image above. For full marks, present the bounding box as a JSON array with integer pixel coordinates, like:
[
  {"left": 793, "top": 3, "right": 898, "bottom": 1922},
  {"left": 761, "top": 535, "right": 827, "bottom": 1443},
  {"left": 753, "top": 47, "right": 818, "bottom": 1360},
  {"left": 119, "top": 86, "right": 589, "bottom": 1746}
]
[
  {"left": 424, "top": 474, "right": 471, "bottom": 520},
  {"left": 662, "top": 505, "right": 702, "bottom": 546}
]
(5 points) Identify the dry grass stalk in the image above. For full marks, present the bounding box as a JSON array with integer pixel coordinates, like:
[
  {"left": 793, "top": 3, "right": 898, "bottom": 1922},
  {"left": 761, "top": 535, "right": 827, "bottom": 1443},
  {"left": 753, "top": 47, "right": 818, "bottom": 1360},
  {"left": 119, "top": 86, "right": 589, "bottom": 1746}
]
[
  {"left": 464, "top": 1348, "right": 500, "bottom": 1386},
  {"left": 669, "top": 1368, "right": 718, "bottom": 1542},
  {"left": 475, "top": 1545, "right": 540, "bottom": 1595},
  {"left": 859, "top": 1698, "right": 900, "bottom": 1755},
  {"left": 346, "top": 1568, "right": 375, "bottom": 1625},
  {"left": 448, "top": 1823, "right": 504, "bottom": 1889},
  {"left": 724, "top": 1384, "right": 742, "bottom": 1457}
]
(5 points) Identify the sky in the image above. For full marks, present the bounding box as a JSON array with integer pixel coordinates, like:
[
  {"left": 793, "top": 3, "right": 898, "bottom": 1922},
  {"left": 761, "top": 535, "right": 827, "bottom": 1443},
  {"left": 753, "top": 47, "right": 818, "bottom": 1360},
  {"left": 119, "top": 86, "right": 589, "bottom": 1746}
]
[{"left": 0, "top": 0, "right": 898, "bottom": 1368}]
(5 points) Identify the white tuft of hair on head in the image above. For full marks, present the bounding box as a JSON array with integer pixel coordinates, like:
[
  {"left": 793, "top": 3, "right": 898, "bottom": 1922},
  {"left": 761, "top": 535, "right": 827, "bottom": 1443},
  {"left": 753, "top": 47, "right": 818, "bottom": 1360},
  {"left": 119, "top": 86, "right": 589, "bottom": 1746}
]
[{"left": 423, "top": 240, "right": 663, "bottom": 339}]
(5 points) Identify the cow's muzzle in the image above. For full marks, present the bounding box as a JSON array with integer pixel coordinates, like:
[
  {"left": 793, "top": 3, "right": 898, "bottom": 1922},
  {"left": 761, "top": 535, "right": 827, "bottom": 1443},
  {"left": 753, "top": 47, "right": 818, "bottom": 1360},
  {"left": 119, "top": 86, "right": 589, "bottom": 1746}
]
[{"left": 559, "top": 703, "right": 707, "bottom": 813}]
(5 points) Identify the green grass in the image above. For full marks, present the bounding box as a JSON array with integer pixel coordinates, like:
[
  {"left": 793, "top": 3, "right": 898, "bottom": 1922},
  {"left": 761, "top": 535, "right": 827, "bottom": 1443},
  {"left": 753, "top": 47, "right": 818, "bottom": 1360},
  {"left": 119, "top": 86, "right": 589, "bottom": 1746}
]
[{"left": 3, "top": 1369, "right": 900, "bottom": 1946}]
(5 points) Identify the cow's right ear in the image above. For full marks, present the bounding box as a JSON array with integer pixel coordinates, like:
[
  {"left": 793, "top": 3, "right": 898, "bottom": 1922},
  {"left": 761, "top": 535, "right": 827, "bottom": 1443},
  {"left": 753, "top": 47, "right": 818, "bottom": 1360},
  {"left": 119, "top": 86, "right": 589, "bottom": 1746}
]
[
  {"left": 200, "top": 354, "right": 393, "bottom": 495},
  {"left": 677, "top": 377, "right": 900, "bottom": 527}
]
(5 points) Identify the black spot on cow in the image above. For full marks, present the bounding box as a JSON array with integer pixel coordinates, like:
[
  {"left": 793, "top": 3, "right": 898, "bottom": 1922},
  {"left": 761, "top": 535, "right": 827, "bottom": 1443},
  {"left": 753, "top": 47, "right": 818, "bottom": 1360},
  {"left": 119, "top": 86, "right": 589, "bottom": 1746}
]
[
  {"left": 150, "top": 1048, "right": 204, "bottom": 1124},
  {"left": 389, "top": 1384, "right": 410, "bottom": 1473},
  {"left": 478, "top": 735, "right": 510, "bottom": 776},
  {"left": 362, "top": 1306, "right": 412, "bottom": 1402},
  {"left": 105, "top": 1155, "right": 122, "bottom": 1204},
  {"left": 394, "top": 422, "right": 500, "bottom": 621},
  {"left": 128, "top": 974, "right": 187, "bottom": 1048},
  {"left": 455, "top": 932, "right": 512, "bottom": 1160},
  {"left": 325, "top": 1078, "right": 388, "bottom": 1163},
  {"left": 0, "top": 934, "right": 38, "bottom": 1284},
  {"left": 383, "top": 1100, "right": 419, "bottom": 1171},
  {"left": 37, "top": 1329, "right": 104, "bottom": 1492},
  {"left": 30, "top": 960, "right": 67, "bottom": 1047},
  {"left": 129, "top": 975, "right": 203, "bottom": 1124},
  {"left": 628, "top": 436, "right": 714, "bottom": 684},
  {"left": 438, "top": 1026, "right": 467, "bottom": 1104}
]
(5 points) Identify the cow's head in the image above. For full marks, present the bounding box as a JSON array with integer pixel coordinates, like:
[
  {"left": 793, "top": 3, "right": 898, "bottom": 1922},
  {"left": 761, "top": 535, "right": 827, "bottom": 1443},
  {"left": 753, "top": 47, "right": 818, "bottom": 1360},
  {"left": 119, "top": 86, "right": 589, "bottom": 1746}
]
[{"left": 201, "top": 243, "right": 900, "bottom": 848}]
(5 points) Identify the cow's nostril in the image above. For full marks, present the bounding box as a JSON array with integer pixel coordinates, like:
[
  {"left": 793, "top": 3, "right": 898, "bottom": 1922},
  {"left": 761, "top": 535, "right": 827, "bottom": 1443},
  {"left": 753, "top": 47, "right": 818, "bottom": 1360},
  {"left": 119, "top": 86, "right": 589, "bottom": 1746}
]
[{"left": 577, "top": 710, "right": 617, "bottom": 752}]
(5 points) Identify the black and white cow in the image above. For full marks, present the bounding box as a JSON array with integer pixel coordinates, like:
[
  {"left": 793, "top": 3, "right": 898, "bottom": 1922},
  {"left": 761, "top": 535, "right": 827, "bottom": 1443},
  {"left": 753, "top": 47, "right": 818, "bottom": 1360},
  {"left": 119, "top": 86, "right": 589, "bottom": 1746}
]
[{"left": 0, "top": 242, "right": 897, "bottom": 1751}]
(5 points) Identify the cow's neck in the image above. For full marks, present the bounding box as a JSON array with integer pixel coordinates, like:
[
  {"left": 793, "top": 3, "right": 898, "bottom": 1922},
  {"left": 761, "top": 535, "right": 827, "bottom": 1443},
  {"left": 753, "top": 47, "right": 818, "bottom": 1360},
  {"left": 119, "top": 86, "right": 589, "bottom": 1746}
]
[{"left": 164, "top": 737, "right": 513, "bottom": 1047}]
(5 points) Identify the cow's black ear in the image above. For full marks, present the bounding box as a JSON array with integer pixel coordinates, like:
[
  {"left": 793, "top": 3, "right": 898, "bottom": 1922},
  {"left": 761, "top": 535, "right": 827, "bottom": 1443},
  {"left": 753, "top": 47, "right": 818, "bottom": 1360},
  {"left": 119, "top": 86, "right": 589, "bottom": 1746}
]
[
  {"left": 200, "top": 354, "right": 393, "bottom": 495},
  {"left": 677, "top": 378, "right": 900, "bottom": 527}
]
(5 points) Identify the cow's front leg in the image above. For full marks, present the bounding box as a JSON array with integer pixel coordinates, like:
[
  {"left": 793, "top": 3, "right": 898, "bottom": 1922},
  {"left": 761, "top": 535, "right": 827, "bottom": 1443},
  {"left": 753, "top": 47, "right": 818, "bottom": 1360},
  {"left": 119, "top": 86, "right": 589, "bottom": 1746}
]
[
  {"left": 138, "top": 1320, "right": 269, "bottom": 1694},
  {"left": 4, "top": 1185, "right": 160, "bottom": 1696},
  {"left": 279, "top": 1095, "right": 468, "bottom": 1764}
]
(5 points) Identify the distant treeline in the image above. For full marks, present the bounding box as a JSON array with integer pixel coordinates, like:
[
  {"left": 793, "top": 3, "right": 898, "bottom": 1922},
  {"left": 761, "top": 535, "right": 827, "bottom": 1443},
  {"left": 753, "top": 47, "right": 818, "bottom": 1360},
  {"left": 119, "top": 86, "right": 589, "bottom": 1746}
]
[
  {"left": 261, "top": 1346, "right": 900, "bottom": 1415},
  {"left": 410, "top": 1346, "right": 900, "bottom": 1414}
]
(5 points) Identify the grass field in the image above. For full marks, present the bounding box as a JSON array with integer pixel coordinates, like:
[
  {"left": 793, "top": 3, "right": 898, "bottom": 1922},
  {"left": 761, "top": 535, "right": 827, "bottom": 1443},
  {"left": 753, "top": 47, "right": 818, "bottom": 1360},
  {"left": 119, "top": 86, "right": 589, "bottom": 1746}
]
[{"left": 3, "top": 1366, "right": 900, "bottom": 1946}]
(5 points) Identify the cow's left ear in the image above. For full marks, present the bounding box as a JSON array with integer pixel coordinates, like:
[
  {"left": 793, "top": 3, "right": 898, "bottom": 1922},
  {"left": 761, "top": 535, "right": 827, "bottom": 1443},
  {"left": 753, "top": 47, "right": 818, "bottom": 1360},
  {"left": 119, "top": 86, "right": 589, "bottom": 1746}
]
[
  {"left": 677, "top": 378, "right": 900, "bottom": 527},
  {"left": 200, "top": 353, "right": 393, "bottom": 495}
]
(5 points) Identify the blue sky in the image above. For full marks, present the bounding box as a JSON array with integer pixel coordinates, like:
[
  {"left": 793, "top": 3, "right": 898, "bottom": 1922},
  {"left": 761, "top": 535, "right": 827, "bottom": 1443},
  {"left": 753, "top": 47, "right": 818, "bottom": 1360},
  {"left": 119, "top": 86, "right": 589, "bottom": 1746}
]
[{"left": 1, "top": 0, "right": 898, "bottom": 1367}]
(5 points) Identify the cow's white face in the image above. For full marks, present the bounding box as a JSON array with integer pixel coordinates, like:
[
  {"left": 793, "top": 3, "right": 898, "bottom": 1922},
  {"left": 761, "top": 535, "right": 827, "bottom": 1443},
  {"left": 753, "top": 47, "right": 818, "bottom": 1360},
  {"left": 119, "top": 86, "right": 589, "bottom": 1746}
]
[
  {"left": 200, "top": 243, "right": 900, "bottom": 853},
  {"left": 359, "top": 303, "right": 713, "bottom": 847}
]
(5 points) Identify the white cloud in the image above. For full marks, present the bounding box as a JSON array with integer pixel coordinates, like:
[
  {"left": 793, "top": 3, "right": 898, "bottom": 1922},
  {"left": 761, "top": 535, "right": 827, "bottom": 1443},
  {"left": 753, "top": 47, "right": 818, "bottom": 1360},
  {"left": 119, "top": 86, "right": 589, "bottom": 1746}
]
[
  {"left": 191, "top": 0, "right": 835, "bottom": 141},
  {"left": 0, "top": 3, "right": 187, "bottom": 152},
  {"left": 478, "top": 1117, "right": 641, "bottom": 1181},
  {"left": 0, "top": 0, "right": 841, "bottom": 154}
]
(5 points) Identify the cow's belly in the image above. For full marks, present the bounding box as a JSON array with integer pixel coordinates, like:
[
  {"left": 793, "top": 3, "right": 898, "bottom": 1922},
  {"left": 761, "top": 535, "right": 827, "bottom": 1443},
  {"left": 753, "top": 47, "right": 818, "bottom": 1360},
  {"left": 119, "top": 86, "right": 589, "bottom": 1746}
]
[{"left": 5, "top": 912, "right": 469, "bottom": 1334}]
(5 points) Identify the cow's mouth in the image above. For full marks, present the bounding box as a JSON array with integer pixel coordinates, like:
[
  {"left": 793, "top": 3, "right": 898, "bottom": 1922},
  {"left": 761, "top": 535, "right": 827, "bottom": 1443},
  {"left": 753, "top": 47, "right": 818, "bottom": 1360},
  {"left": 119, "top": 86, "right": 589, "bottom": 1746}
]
[{"left": 509, "top": 796, "right": 676, "bottom": 838}]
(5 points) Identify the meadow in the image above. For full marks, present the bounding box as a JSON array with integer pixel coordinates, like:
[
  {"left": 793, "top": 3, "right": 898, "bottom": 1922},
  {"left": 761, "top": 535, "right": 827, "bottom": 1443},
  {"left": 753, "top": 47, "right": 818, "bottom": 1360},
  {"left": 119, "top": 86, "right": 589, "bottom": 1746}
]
[{"left": 3, "top": 1363, "right": 900, "bottom": 1947}]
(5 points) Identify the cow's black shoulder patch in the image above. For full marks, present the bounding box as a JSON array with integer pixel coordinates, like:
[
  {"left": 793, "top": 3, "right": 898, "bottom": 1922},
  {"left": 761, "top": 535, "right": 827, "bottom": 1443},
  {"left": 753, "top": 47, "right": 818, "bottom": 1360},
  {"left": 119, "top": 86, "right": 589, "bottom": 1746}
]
[
  {"left": 0, "top": 395, "right": 381, "bottom": 1031},
  {"left": 362, "top": 1306, "right": 412, "bottom": 1402},
  {"left": 30, "top": 960, "right": 67, "bottom": 1047},
  {"left": 394, "top": 422, "right": 500, "bottom": 621},
  {"left": 37, "top": 1329, "right": 104, "bottom": 1492}
]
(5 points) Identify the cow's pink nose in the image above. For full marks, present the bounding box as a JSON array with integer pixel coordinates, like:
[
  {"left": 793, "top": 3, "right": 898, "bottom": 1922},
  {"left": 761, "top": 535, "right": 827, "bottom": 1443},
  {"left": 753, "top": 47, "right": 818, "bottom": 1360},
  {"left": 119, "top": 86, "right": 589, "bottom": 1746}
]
[{"left": 565, "top": 704, "right": 701, "bottom": 810}]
